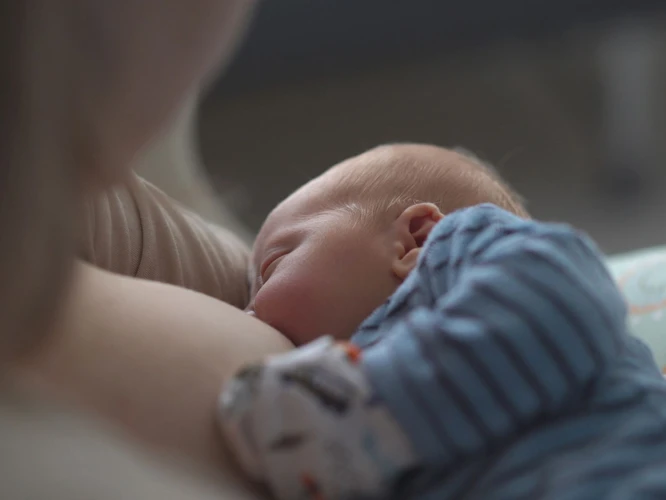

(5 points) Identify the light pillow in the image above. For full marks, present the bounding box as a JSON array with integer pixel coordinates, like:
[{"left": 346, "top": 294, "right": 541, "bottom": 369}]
[{"left": 607, "top": 247, "right": 666, "bottom": 372}]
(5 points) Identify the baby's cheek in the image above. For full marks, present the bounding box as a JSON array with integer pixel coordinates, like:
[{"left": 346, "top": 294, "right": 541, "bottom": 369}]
[{"left": 253, "top": 274, "right": 324, "bottom": 346}]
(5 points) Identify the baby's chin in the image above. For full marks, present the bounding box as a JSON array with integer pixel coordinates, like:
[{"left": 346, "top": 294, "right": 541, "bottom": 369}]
[
  {"left": 288, "top": 325, "right": 360, "bottom": 347},
  {"left": 262, "top": 319, "right": 349, "bottom": 347},
  {"left": 280, "top": 326, "right": 322, "bottom": 347}
]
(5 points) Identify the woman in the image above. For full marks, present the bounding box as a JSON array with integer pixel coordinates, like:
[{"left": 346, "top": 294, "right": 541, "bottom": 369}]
[{"left": 2, "top": 0, "right": 290, "bottom": 496}]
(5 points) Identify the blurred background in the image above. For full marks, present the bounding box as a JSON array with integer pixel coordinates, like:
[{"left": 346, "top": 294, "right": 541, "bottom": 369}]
[{"left": 143, "top": 0, "right": 666, "bottom": 254}]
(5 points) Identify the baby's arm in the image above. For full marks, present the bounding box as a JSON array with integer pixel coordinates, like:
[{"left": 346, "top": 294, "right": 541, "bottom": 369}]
[{"left": 363, "top": 204, "right": 627, "bottom": 467}]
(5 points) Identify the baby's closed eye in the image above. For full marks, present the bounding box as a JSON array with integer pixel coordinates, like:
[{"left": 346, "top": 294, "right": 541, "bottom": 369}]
[{"left": 260, "top": 251, "right": 290, "bottom": 284}]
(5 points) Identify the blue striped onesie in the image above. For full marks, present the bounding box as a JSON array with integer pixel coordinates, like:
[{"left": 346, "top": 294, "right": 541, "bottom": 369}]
[{"left": 351, "top": 204, "right": 666, "bottom": 499}]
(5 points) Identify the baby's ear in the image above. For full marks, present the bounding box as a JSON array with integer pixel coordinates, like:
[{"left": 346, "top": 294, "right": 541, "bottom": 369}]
[{"left": 392, "top": 203, "right": 444, "bottom": 280}]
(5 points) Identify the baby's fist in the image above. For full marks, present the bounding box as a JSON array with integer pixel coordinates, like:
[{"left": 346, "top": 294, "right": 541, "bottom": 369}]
[{"left": 217, "top": 336, "right": 416, "bottom": 500}]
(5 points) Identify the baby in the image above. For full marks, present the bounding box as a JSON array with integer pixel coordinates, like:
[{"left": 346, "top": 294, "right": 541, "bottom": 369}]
[
  {"left": 219, "top": 144, "right": 666, "bottom": 499},
  {"left": 244, "top": 143, "right": 528, "bottom": 346}
]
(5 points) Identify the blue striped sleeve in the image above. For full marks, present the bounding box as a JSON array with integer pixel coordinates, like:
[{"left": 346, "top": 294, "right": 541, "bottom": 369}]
[{"left": 361, "top": 204, "right": 627, "bottom": 470}]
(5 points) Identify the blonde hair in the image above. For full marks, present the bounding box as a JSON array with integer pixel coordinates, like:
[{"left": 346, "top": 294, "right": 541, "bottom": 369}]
[
  {"left": 0, "top": 0, "right": 257, "bottom": 360},
  {"left": 0, "top": 2, "right": 80, "bottom": 360},
  {"left": 326, "top": 143, "right": 529, "bottom": 224}
]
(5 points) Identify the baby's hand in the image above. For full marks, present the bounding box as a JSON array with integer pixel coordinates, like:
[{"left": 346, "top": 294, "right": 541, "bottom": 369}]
[{"left": 217, "top": 336, "right": 417, "bottom": 500}]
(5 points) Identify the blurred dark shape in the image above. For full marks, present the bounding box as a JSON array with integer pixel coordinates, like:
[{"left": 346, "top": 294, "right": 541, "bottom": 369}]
[
  {"left": 217, "top": 1, "right": 666, "bottom": 199},
  {"left": 596, "top": 19, "right": 660, "bottom": 198},
  {"left": 220, "top": 0, "right": 665, "bottom": 92},
  {"left": 199, "top": 0, "right": 666, "bottom": 253},
  {"left": 600, "top": 160, "right": 645, "bottom": 199}
]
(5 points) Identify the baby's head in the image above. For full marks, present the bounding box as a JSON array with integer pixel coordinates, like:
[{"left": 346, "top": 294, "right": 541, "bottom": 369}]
[{"left": 248, "top": 143, "right": 527, "bottom": 345}]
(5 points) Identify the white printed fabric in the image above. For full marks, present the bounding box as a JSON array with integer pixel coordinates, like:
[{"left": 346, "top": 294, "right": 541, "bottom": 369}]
[{"left": 218, "top": 337, "right": 417, "bottom": 500}]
